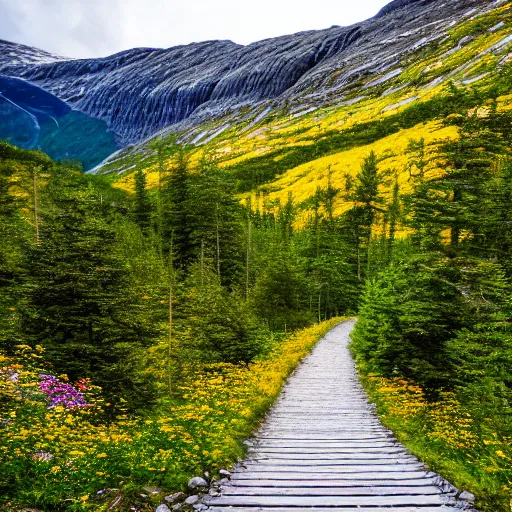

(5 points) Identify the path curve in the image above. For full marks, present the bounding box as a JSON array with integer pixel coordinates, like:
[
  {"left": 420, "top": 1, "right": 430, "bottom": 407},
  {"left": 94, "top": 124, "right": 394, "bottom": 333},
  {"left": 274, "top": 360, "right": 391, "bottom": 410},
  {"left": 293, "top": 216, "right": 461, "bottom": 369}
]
[{"left": 205, "top": 320, "right": 477, "bottom": 511}]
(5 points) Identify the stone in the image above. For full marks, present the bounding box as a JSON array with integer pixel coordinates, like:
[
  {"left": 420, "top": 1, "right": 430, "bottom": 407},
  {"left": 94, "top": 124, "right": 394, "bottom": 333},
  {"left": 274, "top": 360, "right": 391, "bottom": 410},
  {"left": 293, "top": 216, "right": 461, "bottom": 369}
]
[
  {"left": 188, "top": 476, "right": 208, "bottom": 490},
  {"left": 155, "top": 505, "right": 171, "bottom": 512},
  {"left": 172, "top": 504, "right": 183, "bottom": 511},
  {"left": 144, "top": 486, "right": 163, "bottom": 494},
  {"left": 165, "top": 492, "right": 186, "bottom": 504},
  {"left": 184, "top": 495, "right": 199, "bottom": 505},
  {"left": 459, "top": 490, "right": 476, "bottom": 502},
  {"left": 219, "top": 469, "right": 231, "bottom": 478},
  {"left": 218, "top": 478, "right": 230, "bottom": 485},
  {"left": 193, "top": 505, "right": 207, "bottom": 511}
]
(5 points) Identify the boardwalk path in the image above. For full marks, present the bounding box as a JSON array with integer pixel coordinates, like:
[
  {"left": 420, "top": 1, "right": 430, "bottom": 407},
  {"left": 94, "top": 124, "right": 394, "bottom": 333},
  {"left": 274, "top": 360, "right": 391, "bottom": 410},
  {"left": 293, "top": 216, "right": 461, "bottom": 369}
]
[{"left": 205, "top": 320, "right": 476, "bottom": 512}]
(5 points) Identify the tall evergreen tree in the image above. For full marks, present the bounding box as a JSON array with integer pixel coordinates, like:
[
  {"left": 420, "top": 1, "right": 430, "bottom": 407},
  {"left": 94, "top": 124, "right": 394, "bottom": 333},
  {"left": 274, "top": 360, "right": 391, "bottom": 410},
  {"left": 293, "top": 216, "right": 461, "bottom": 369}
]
[
  {"left": 159, "top": 144, "right": 191, "bottom": 267},
  {"left": 23, "top": 167, "right": 156, "bottom": 409},
  {"left": 133, "top": 167, "right": 152, "bottom": 233},
  {"left": 343, "top": 151, "right": 384, "bottom": 281},
  {"left": 186, "top": 152, "right": 245, "bottom": 286}
]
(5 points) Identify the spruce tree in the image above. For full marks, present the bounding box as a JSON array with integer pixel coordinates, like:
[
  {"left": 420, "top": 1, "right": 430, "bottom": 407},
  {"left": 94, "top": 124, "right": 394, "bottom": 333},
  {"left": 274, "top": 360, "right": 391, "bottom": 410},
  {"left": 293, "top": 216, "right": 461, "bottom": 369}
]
[
  {"left": 133, "top": 167, "right": 152, "bottom": 233},
  {"left": 23, "top": 167, "right": 156, "bottom": 410}
]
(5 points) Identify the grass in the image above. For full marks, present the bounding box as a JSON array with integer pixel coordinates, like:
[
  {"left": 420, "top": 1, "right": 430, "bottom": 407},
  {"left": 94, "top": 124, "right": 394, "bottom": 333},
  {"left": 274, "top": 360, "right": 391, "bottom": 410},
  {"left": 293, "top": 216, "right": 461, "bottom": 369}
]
[
  {"left": 356, "top": 364, "right": 512, "bottom": 512},
  {"left": 0, "top": 318, "right": 345, "bottom": 511}
]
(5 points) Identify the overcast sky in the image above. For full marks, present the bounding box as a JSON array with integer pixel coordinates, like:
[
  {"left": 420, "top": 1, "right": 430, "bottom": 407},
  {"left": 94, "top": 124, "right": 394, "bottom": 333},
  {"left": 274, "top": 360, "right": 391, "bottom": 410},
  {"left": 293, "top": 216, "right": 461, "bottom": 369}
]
[{"left": 0, "top": 0, "right": 391, "bottom": 59}]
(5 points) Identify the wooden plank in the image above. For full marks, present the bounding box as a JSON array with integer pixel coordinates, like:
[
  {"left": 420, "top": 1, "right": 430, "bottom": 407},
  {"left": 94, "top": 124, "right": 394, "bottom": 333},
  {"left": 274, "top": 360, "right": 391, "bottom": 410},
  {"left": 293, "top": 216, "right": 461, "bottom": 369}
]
[
  {"left": 231, "top": 471, "right": 431, "bottom": 481},
  {"left": 236, "top": 464, "right": 425, "bottom": 473},
  {"left": 206, "top": 507, "right": 456, "bottom": 512},
  {"left": 248, "top": 437, "right": 402, "bottom": 450},
  {"left": 249, "top": 443, "right": 407, "bottom": 455},
  {"left": 204, "top": 494, "right": 450, "bottom": 506},
  {"left": 246, "top": 453, "right": 412, "bottom": 461},
  {"left": 220, "top": 485, "right": 442, "bottom": 496},
  {"left": 242, "top": 459, "right": 420, "bottom": 467},
  {"left": 258, "top": 427, "right": 389, "bottom": 433},
  {"left": 225, "top": 478, "right": 439, "bottom": 487},
  {"left": 245, "top": 454, "right": 416, "bottom": 462},
  {"left": 254, "top": 434, "right": 394, "bottom": 440}
]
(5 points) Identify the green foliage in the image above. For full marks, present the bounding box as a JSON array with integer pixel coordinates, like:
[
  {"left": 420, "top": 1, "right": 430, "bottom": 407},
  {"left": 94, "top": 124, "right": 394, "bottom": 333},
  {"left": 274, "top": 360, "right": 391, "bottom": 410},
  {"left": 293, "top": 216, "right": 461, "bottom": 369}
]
[
  {"left": 180, "top": 265, "right": 267, "bottom": 363},
  {"left": 352, "top": 108, "right": 512, "bottom": 510},
  {"left": 352, "top": 250, "right": 465, "bottom": 388}
]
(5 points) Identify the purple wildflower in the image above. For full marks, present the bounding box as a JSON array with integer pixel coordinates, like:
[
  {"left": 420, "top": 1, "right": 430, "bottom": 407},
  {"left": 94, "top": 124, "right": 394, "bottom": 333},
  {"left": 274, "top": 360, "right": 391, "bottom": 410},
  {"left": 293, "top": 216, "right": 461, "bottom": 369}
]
[
  {"left": 33, "top": 450, "right": 53, "bottom": 461},
  {"left": 38, "top": 374, "right": 91, "bottom": 409}
]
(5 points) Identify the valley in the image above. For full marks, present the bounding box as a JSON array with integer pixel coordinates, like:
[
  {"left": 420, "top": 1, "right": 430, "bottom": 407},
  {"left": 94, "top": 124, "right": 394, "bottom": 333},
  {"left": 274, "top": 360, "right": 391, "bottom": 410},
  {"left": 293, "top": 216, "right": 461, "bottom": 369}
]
[{"left": 0, "top": 0, "right": 511, "bottom": 511}]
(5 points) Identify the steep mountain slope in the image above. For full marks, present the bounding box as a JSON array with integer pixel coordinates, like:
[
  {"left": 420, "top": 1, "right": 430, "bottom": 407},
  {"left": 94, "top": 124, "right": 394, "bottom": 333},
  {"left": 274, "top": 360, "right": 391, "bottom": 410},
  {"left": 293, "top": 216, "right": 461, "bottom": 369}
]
[
  {"left": 94, "top": 0, "right": 511, "bottom": 220},
  {"left": 0, "top": 76, "right": 117, "bottom": 169},
  {"left": 0, "top": 0, "right": 491, "bottom": 148}
]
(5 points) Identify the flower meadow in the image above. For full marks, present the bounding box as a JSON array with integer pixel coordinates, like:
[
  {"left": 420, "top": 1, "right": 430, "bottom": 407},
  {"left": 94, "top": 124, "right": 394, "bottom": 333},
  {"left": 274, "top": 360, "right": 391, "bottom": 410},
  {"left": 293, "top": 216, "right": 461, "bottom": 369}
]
[
  {"left": 359, "top": 370, "right": 512, "bottom": 512},
  {"left": 0, "top": 319, "right": 343, "bottom": 511}
]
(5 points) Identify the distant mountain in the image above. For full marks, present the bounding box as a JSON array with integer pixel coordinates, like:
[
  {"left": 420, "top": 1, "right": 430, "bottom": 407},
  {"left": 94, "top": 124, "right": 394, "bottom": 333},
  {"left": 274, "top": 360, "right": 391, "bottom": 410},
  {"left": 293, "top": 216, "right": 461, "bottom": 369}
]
[
  {"left": 0, "top": 75, "right": 118, "bottom": 169},
  {"left": 0, "top": 0, "right": 490, "bottom": 154}
]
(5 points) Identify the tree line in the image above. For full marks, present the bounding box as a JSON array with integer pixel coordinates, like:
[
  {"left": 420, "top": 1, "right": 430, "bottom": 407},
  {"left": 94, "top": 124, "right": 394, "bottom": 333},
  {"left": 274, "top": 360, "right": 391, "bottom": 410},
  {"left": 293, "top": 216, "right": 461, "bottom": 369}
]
[
  {"left": 2, "top": 83, "right": 511, "bottom": 422},
  {"left": 0, "top": 137, "right": 381, "bottom": 412}
]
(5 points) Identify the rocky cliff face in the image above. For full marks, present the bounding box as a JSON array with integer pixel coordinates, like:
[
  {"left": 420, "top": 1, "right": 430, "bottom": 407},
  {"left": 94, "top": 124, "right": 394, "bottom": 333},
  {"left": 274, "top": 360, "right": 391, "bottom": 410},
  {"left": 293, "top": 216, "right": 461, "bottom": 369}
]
[{"left": 0, "top": 0, "right": 495, "bottom": 146}]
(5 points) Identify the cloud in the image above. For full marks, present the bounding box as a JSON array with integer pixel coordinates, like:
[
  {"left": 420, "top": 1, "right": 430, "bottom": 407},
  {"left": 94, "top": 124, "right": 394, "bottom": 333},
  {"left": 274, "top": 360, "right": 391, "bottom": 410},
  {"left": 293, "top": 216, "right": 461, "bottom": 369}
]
[
  {"left": 0, "top": 0, "right": 121, "bottom": 57},
  {"left": 0, "top": 0, "right": 389, "bottom": 58}
]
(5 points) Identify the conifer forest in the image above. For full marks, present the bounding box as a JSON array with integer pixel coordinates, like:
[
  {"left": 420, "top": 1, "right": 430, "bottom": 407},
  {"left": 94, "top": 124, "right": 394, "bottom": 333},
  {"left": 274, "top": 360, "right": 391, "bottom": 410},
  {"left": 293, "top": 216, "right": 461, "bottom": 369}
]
[{"left": 1, "top": 2, "right": 512, "bottom": 510}]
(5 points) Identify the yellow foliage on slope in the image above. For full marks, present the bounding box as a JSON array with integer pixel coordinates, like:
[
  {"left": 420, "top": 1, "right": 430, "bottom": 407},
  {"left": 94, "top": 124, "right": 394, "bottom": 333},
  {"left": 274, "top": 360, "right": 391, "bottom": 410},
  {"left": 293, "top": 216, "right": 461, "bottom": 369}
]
[{"left": 250, "top": 120, "right": 459, "bottom": 217}]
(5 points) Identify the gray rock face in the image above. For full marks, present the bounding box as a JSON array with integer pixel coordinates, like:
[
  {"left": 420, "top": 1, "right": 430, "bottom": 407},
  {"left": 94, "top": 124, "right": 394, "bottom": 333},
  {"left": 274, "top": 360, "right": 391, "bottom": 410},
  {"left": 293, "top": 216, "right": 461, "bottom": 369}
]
[
  {"left": 188, "top": 477, "right": 208, "bottom": 490},
  {"left": 0, "top": 0, "right": 490, "bottom": 146},
  {"left": 155, "top": 505, "right": 171, "bottom": 512},
  {"left": 375, "top": 0, "right": 430, "bottom": 18},
  {"left": 184, "top": 495, "right": 199, "bottom": 505}
]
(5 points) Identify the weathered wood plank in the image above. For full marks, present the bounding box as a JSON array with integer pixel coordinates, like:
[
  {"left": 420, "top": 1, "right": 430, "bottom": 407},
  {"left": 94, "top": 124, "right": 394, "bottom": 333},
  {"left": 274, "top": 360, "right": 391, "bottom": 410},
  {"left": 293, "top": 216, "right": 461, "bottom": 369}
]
[
  {"left": 247, "top": 445, "right": 409, "bottom": 452},
  {"left": 231, "top": 470, "right": 433, "bottom": 481},
  {"left": 220, "top": 485, "right": 442, "bottom": 496},
  {"left": 237, "top": 464, "right": 425, "bottom": 472},
  {"left": 206, "top": 508, "right": 457, "bottom": 512},
  {"left": 206, "top": 321, "right": 469, "bottom": 511},
  {"left": 248, "top": 447, "right": 406, "bottom": 455},
  {"left": 254, "top": 434, "right": 394, "bottom": 440},
  {"left": 204, "top": 494, "right": 451, "bottom": 506},
  {"left": 225, "top": 477, "right": 439, "bottom": 487},
  {"left": 245, "top": 454, "right": 417, "bottom": 462},
  {"left": 248, "top": 438, "right": 401, "bottom": 450}
]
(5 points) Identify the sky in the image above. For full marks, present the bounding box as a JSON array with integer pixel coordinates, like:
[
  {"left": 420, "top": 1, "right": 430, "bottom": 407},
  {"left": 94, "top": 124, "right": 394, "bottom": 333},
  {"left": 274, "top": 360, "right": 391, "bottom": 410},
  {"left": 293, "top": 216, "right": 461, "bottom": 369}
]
[{"left": 0, "top": 0, "right": 391, "bottom": 59}]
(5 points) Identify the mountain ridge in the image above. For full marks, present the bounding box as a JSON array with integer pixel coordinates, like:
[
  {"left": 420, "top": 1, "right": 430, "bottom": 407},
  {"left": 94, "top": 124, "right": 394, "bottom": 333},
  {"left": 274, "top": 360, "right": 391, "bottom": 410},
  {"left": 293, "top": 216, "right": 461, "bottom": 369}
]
[{"left": 0, "top": 0, "right": 490, "bottom": 149}]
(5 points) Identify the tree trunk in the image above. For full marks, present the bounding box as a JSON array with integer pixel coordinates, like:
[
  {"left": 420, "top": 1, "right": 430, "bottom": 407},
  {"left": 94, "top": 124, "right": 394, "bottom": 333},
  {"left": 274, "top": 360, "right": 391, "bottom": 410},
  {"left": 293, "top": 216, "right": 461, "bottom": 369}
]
[
  {"left": 246, "top": 217, "right": 251, "bottom": 299},
  {"left": 216, "top": 209, "right": 221, "bottom": 278},
  {"left": 32, "top": 166, "right": 40, "bottom": 243},
  {"left": 200, "top": 239, "right": 204, "bottom": 286},
  {"left": 168, "top": 277, "right": 173, "bottom": 395}
]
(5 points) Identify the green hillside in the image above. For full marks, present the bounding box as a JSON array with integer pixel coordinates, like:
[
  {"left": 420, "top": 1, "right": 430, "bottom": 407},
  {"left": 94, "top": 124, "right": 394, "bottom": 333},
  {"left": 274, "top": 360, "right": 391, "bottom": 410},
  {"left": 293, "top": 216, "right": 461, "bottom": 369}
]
[{"left": 1, "top": 2, "right": 512, "bottom": 511}]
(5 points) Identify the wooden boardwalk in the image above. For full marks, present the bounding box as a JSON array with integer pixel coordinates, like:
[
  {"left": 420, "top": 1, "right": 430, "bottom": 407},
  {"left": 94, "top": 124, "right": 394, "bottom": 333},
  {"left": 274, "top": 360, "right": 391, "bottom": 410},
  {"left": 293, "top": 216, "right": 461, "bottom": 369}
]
[{"left": 205, "top": 320, "right": 476, "bottom": 511}]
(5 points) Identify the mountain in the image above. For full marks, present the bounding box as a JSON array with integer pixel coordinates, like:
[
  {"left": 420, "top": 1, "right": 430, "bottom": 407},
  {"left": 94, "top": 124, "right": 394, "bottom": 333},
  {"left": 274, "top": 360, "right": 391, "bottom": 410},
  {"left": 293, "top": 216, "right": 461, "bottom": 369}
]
[
  {"left": 0, "top": 75, "right": 118, "bottom": 169},
  {"left": 0, "top": 0, "right": 493, "bottom": 149}
]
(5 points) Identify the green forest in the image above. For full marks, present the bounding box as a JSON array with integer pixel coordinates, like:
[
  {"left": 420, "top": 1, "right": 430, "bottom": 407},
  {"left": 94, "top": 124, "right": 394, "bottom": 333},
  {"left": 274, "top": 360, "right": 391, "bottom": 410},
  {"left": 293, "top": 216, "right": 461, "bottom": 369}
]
[{"left": 1, "top": 82, "right": 512, "bottom": 510}]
